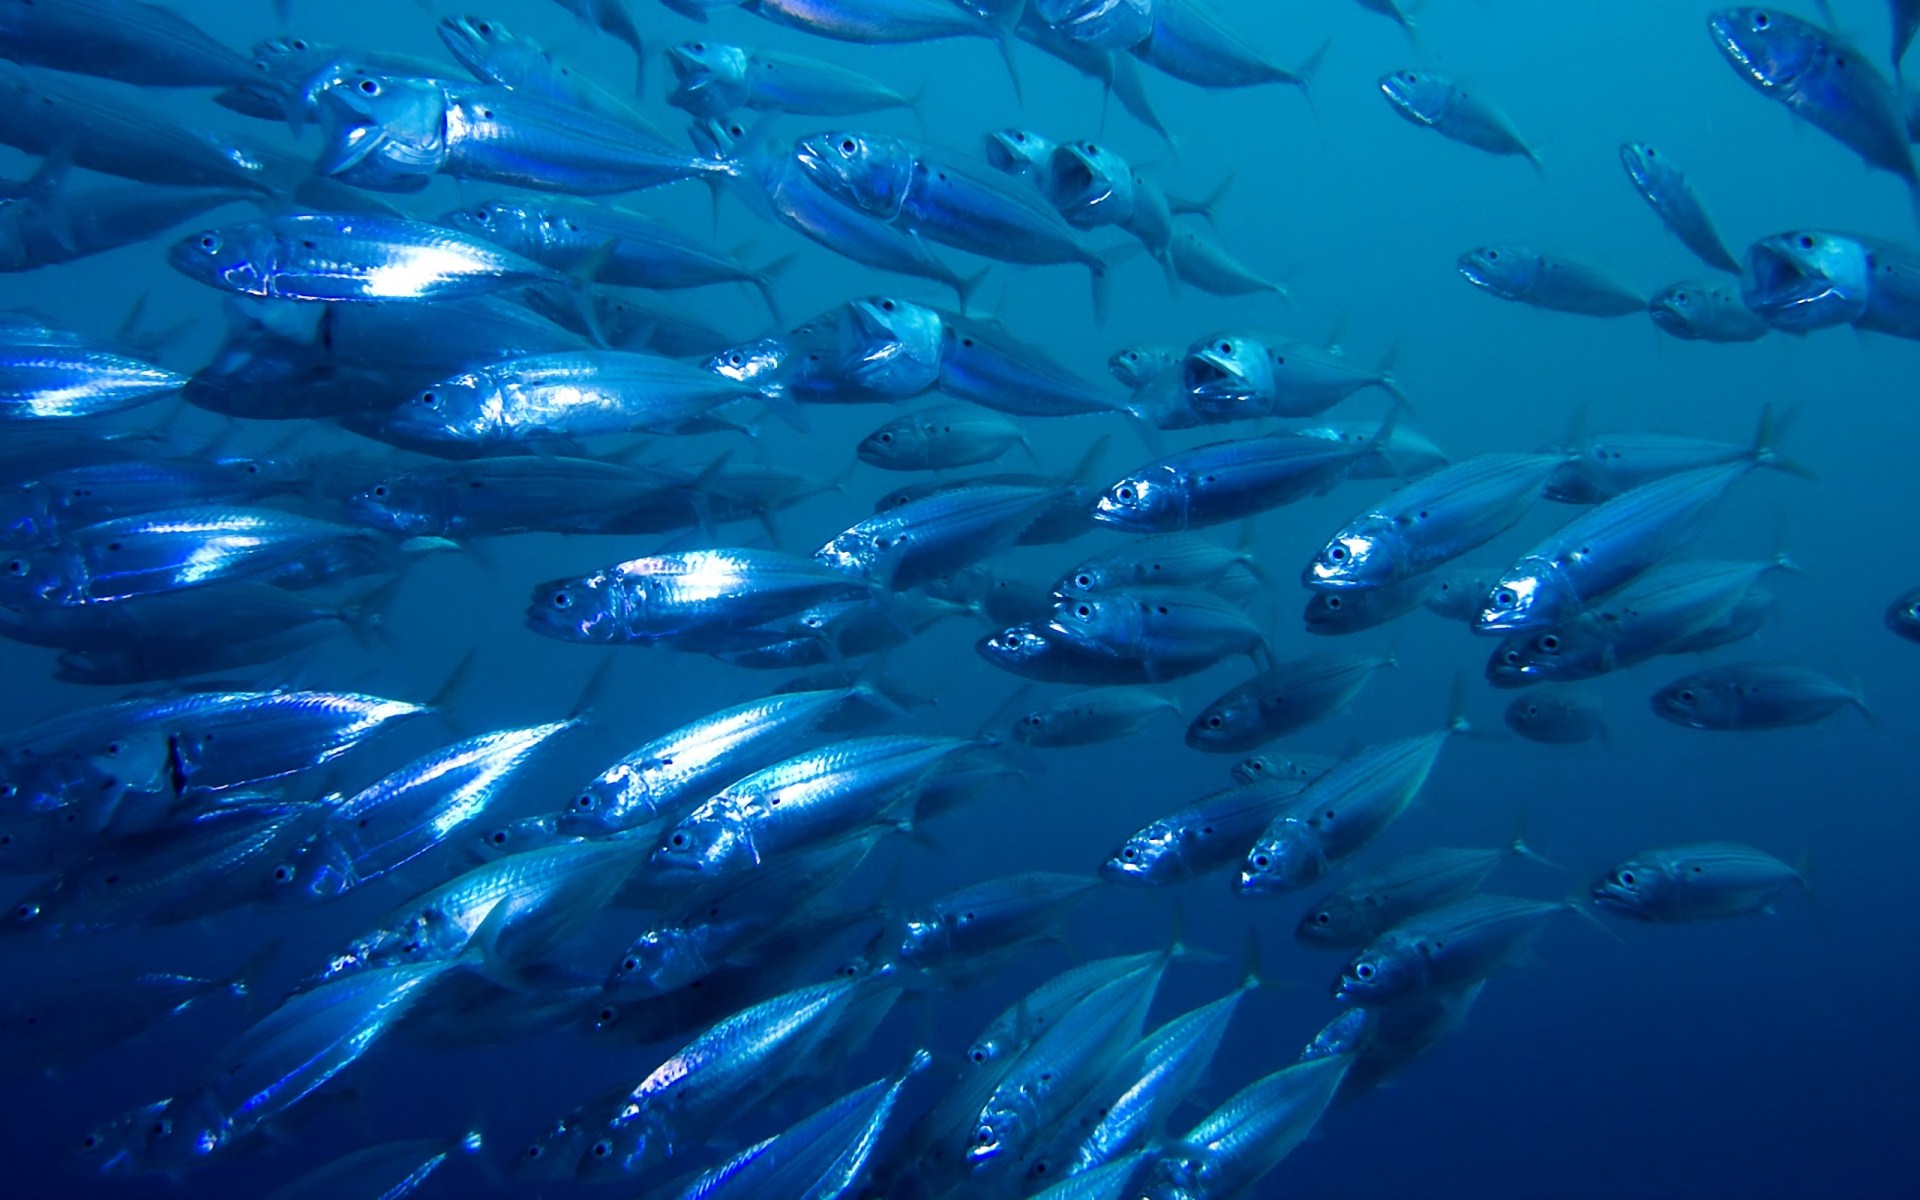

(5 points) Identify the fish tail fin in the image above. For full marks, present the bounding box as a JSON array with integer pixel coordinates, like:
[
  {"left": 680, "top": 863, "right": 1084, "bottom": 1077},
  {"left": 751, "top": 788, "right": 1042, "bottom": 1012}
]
[
  {"left": 1564, "top": 892, "right": 1627, "bottom": 943},
  {"left": 1524, "top": 143, "right": 1546, "bottom": 175},
  {"left": 1508, "top": 812, "right": 1562, "bottom": 870},
  {"left": 988, "top": 6, "right": 1025, "bottom": 105},
  {"left": 1238, "top": 927, "right": 1268, "bottom": 992},
  {"left": 1170, "top": 171, "right": 1237, "bottom": 229},
  {"left": 953, "top": 266, "right": 993, "bottom": 316},
  {"left": 1847, "top": 676, "right": 1877, "bottom": 723},
  {"left": 567, "top": 652, "right": 622, "bottom": 722},
  {"left": 1750, "top": 401, "right": 1816, "bottom": 479},
  {"left": 751, "top": 252, "right": 798, "bottom": 325},
  {"left": 1290, "top": 38, "right": 1332, "bottom": 112},
  {"left": 24, "top": 143, "right": 75, "bottom": 252},
  {"left": 340, "top": 575, "right": 405, "bottom": 650}
]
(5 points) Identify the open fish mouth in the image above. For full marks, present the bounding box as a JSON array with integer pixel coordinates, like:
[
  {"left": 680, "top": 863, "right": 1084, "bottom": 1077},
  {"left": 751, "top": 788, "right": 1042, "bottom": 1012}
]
[
  {"left": 1740, "top": 236, "right": 1864, "bottom": 330},
  {"left": 1183, "top": 348, "right": 1254, "bottom": 404},
  {"left": 1048, "top": 147, "right": 1110, "bottom": 212}
]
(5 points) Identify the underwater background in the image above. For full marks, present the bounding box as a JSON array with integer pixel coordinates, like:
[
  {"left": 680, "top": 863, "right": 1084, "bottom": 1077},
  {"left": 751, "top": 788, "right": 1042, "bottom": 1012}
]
[{"left": 0, "top": 1, "right": 1916, "bottom": 1197}]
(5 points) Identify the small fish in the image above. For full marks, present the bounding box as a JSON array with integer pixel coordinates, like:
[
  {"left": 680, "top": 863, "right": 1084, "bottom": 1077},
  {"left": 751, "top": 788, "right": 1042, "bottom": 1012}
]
[
  {"left": 1186, "top": 652, "right": 1393, "bottom": 753},
  {"left": 1650, "top": 662, "right": 1872, "bottom": 730},
  {"left": 0, "top": 332, "right": 184, "bottom": 421},
  {"left": 668, "top": 40, "right": 915, "bottom": 118},
  {"left": 1295, "top": 840, "right": 1548, "bottom": 949},
  {"left": 1129, "top": 3, "right": 1319, "bottom": 98},
  {"left": 1381, "top": 70, "right": 1541, "bottom": 167},
  {"left": 1142, "top": 1054, "right": 1349, "bottom": 1200},
  {"left": 1619, "top": 143, "right": 1742, "bottom": 273},
  {"left": 1166, "top": 225, "right": 1289, "bottom": 300},
  {"left": 986, "top": 126, "right": 1059, "bottom": 181},
  {"left": 1887, "top": 585, "right": 1920, "bottom": 642},
  {"left": 1297, "top": 983, "right": 1483, "bottom": 1101},
  {"left": 1013, "top": 686, "right": 1180, "bottom": 747},
  {"left": 440, "top": 15, "right": 656, "bottom": 134},
  {"left": 1095, "top": 431, "right": 1378, "bottom": 532},
  {"left": 978, "top": 621, "right": 1216, "bottom": 684},
  {"left": 1649, "top": 278, "right": 1772, "bottom": 341},
  {"left": 1333, "top": 894, "right": 1586, "bottom": 1007},
  {"left": 264, "top": 1131, "right": 484, "bottom": 1200},
  {"left": 1302, "top": 572, "right": 1433, "bottom": 635},
  {"left": 526, "top": 548, "right": 865, "bottom": 646},
  {"left": 1108, "top": 342, "right": 1177, "bottom": 389},
  {"left": 1033, "top": 0, "right": 1156, "bottom": 51},
  {"left": 857, "top": 403, "right": 1028, "bottom": 471},
  {"left": 884, "top": 872, "right": 1099, "bottom": 983},
  {"left": 1055, "top": 533, "right": 1263, "bottom": 597},
  {"left": 1458, "top": 246, "right": 1646, "bottom": 316},
  {"left": 1103, "top": 776, "right": 1307, "bottom": 887},
  {"left": 1049, "top": 585, "right": 1268, "bottom": 671},
  {"left": 816, "top": 481, "right": 1065, "bottom": 590},
  {"left": 1504, "top": 692, "right": 1608, "bottom": 744},
  {"left": 1593, "top": 842, "right": 1810, "bottom": 921}
]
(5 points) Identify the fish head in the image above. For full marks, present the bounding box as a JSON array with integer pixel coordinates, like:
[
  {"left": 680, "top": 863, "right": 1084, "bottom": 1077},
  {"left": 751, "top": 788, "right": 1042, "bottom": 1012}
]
[
  {"left": 267, "top": 840, "right": 352, "bottom": 903},
  {"left": 894, "top": 906, "right": 956, "bottom": 965},
  {"left": 851, "top": 296, "right": 944, "bottom": 396},
  {"left": 1296, "top": 898, "right": 1372, "bottom": 946},
  {"left": 1484, "top": 624, "right": 1589, "bottom": 688},
  {"left": 439, "top": 199, "right": 542, "bottom": 254},
  {"left": 557, "top": 767, "right": 654, "bottom": 838},
  {"left": 1478, "top": 566, "right": 1575, "bottom": 633},
  {"left": 1052, "top": 558, "right": 1115, "bottom": 598},
  {"left": 1102, "top": 821, "right": 1181, "bottom": 883},
  {"left": 1186, "top": 696, "right": 1256, "bottom": 750},
  {"left": 858, "top": 417, "right": 931, "bottom": 469},
  {"left": 612, "top": 928, "right": 700, "bottom": 995},
  {"left": 985, "top": 127, "right": 1054, "bottom": 177},
  {"left": 651, "top": 816, "right": 747, "bottom": 877},
  {"left": 1238, "top": 821, "right": 1322, "bottom": 894},
  {"left": 437, "top": 15, "right": 521, "bottom": 71},
  {"left": 1049, "top": 593, "right": 1125, "bottom": 646},
  {"left": 977, "top": 623, "right": 1061, "bottom": 674},
  {"left": 1182, "top": 332, "right": 1274, "bottom": 416},
  {"left": 526, "top": 568, "right": 631, "bottom": 644},
  {"left": 1887, "top": 588, "right": 1920, "bottom": 642},
  {"left": 1456, "top": 245, "right": 1538, "bottom": 300},
  {"left": 665, "top": 41, "right": 749, "bottom": 114},
  {"left": 966, "top": 1103, "right": 1023, "bottom": 1166},
  {"left": 706, "top": 336, "right": 788, "bottom": 389},
  {"left": 79, "top": 1096, "right": 223, "bottom": 1177},
  {"left": 1091, "top": 466, "right": 1180, "bottom": 530},
  {"left": 384, "top": 372, "right": 496, "bottom": 445},
  {"left": 1231, "top": 755, "right": 1279, "bottom": 785},
  {"left": 1305, "top": 521, "right": 1392, "bottom": 589},
  {"left": 313, "top": 73, "right": 448, "bottom": 183},
  {"left": 1010, "top": 707, "right": 1058, "bottom": 744},
  {"left": 1649, "top": 675, "right": 1723, "bottom": 728},
  {"left": 1302, "top": 589, "right": 1367, "bottom": 634},
  {"left": 1592, "top": 859, "right": 1663, "bottom": 918},
  {"left": 1741, "top": 230, "right": 1871, "bottom": 332},
  {"left": 1378, "top": 69, "right": 1448, "bottom": 124},
  {"left": 3, "top": 886, "right": 50, "bottom": 934},
  {"left": 344, "top": 474, "right": 443, "bottom": 537},
  {"left": 1334, "top": 941, "right": 1413, "bottom": 1005},
  {"left": 1037, "top": 0, "right": 1157, "bottom": 50},
  {"left": 250, "top": 35, "right": 328, "bottom": 74},
  {"left": 170, "top": 223, "right": 277, "bottom": 297},
  {"left": 1044, "top": 141, "right": 1133, "bottom": 226},
  {"left": 1648, "top": 280, "right": 1716, "bottom": 339},
  {"left": 1617, "top": 142, "right": 1674, "bottom": 197},
  {"left": 1109, "top": 343, "right": 1175, "bottom": 390},
  {"left": 793, "top": 131, "right": 913, "bottom": 220},
  {"left": 1708, "top": 8, "right": 1821, "bottom": 91},
  {"left": 510, "top": 1108, "right": 592, "bottom": 1181}
]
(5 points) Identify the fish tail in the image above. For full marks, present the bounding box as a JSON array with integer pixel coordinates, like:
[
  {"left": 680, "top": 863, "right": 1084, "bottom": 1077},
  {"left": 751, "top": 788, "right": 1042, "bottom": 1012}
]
[
  {"left": 1749, "top": 402, "right": 1816, "bottom": 479},
  {"left": 1508, "top": 812, "right": 1563, "bottom": 870},
  {"left": 751, "top": 252, "right": 798, "bottom": 325},
  {"left": 1289, "top": 38, "right": 1332, "bottom": 112}
]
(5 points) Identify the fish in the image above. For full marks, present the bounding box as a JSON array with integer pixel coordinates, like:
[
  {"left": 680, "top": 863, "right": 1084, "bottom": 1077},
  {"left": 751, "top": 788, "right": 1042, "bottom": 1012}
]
[
  {"left": 1033, "top": 0, "right": 1156, "bottom": 51},
  {"left": 1619, "top": 143, "right": 1743, "bottom": 273},
  {"left": 1302, "top": 571, "right": 1434, "bottom": 635},
  {"left": 1305, "top": 453, "right": 1565, "bottom": 590},
  {"left": 1593, "top": 842, "right": 1810, "bottom": 921},
  {"left": 1048, "top": 584, "right": 1268, "bottom": 673},
  {"left": 1650, "top": 662, "right": 1872, "bottom": 730},
  {"left": 263, "top": 1131, "right": 484, "bottom": 1200},
  {"left": 1054, "top": 533, "right": 1263, "bottom": 598},
  {"left": 816, "top": 481, "right": 1065, "bottom": 590},
  {"left": 1102, "top": 776, "right": 1308, "bottom": 887},
  {"left": 1458, "top": 246, "right": 1647, "bottom": 316},
  {"left": 1186, "top": 652, "right": 1394, "bottom": 753},
  {"left": 271, "top": 722, "right": 575, "bottom": 902},
  {"left": 1545, "top": 411, "right": 1794, "bottom": 505},
  {"left": 882, "top": 871, "right": 1099, "bottom": 984},
  {"left": 438, "top": 15, "right": 657, "bottom": 135},
  {"left": 1165, "top": 224, "right": 1289, "bottom": 300},
  {"left": 1, "top": 455, "right": 306, "bottom": 545},
  {"left": 857, "top": 403, "right": 1029, "bottom": 470},
  {"left": 978, "top": 620, "right": 1219, "bottom": 684},
  {"left": 0, "top": 333, "right": 184, "bottom": 421},
  {"left": 937, "top": 310, "right": 1129, "bottom": 417},
  {"left": 1130, "top": 1, "right": 1320, "bottom": 98},
  {"left": 1380, "top": 70, "right": 1541, "bottom": 168},
  {"left": 1108, "top": 342, "right": 1177, "bottom": 389},
  {"left": 1298, "top": 982, "right": 1484, "bottom": 1101},
  {"left": 550, "top": 0, "right": 645, "bottom": 71},
  {"left": 1141, "top": 1053, "right": 1350, "bottom": 1199},
  {"left": 1296, "top": 839, "right": 1550, "bottom": 949},
  {"left": 667, "top": 40, "right": 916, "bottom": 118},
  {"left": 1504, "top": 692, "right": 1609, "bottom": 744},
  {"left": 81, "top": 961, "right": 459, "bottom": 1176},
  {"left": 1012, "top": 686, "right": 1181, "bottom": 747},
  {"left": 443, "top": 197, "right": 785, "bottom": 317},
  {"left": 0, "top": 0, "right": 257, "bottom": 88},
  {"left": 1709, "top": 8, "right": 1920, "bottom": 215},
  {"left": 1094, "top": 430, "right": 1380, "bottom": 532},
  {"left": 1479, "top": 417, "right": 1793, "bottom": 632},
  {"left": 1238, "top": 698, "right": 1470, "bottom": 895},
  {"left": 0, "top": 953, "right": 264, "bottom": 1075},
  {"left": 0, "top": 165, "right": 251, "bottom": 273},
  {"left": 170, "top": 214, "right": 576, "bottom": 303},
  {"left": 1887, "top": 584, "right": 1920, "bottom": 642},
  {"left": 1333, "top": 894, "right": 1588, "bottom": 1006},
  {"left": 1740, "top": 228, "right": 1920, "bottom": 338},
  {"left": 527, "top": 548, "right": 866, "bottom": 646},
  {"left": 1298, "top": 420, "right": 1450, "bottom": 478},
  {"left": 1649, "top": 278, "right": 1773, "bottom": 341}
]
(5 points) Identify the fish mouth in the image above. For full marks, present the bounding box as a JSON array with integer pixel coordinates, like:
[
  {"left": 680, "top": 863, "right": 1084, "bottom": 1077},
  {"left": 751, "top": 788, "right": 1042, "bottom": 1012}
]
[
  {"left": 1646, "top": 296, "right": 1691, "bottom": 336},
  {"left": 1455, "top": 252, "right": 1496, "bottom": 289},
  {"left": 1740, "top": 236, "right": 1865, "bottom": 330},
  {"left": 1049, "top": 146, "right": 1108, "bottom": 211},
  {"left": 1182, "top": 349, "right": 1250, "bottom": 401},
  {"left": 665, "top": 44, "right": 706, "bottom": 76}
]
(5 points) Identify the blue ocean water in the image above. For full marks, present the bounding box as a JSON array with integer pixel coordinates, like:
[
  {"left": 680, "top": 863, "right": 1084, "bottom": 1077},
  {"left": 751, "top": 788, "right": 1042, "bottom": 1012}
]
[{"left": 1, "top": 1, "right": 1916, "bottom": 1198}]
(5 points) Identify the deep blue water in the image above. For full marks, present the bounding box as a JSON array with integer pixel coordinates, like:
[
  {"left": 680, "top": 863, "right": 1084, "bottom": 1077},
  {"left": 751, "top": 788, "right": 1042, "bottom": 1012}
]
[{"left": 2, "top": 1, "right": 1918, "bottom": 1198}]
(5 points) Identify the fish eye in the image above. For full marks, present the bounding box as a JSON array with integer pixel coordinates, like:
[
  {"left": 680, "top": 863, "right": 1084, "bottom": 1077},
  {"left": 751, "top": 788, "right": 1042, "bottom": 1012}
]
[
  {"left": 357, "top": 78, "right": 380, "bottom": 95},
  {"left": 574, "top": 793, "right": 595, "bottom": 810},
  {"left": 590, "top": 1140, "right": 612, "bottom": 1159},
  {"left": 1672, "top": 290, "right": 1690, "bottom": 304},
  {"left": 272, "top": 863, "right": 295, "bottom": 883},
  {"left": 13, "top": 902, "right": 38, "bottom": 921},
  {"left": 669, "top": 831, "right": 689, "bottom": 849},
  {"left": 1074, "top": 604, "right": 1092, "bottom": 619},
  {"left": 1074, "top": 573, "right": 1093, "bottom": 588},
  {"left": 1493, "top": 588, "right": 1517, "bottom": 607},
  {"left": 1354, "top": 962, "right": 1376, "bottom": 980},
  {"left": 1315, "top": 912, "right": 1331, "bottom": 925},
  {"left": 970, "top": 1047, "right": 989, "bottom": 1063},
  {"left": 1218, "top": 341, "right": 1233, "bottom": 353},
  {"left": 1120, "top": 845, "right": 1138, "bottom": 859},
  {"left": 878, "top": 432, "right": 892, "bottom": 443},
  {"left": 149, "top": 1118, "right": 171, "bottom": 1139},
  {"left": 417, "top": 390, "right": 439, "bottom": 408},
  {"left": 1677, "top": 689, "right": 1696, "bottom": 704},
  {"left": 839, "top": 138, "right": 856, "bottom": 154},
  {"left": 475, "top": 20, "right": 493, "bottom": 34},
  {"left": 80, "top": 1134, "right": 98, "bottom": 1150},
  {"left": 1539, "top": 634, "right": 1561, "bottom": 652},
  {"left": 1753, "top": 12, "right": 1770, "bottom": 29},
  {"left": 1502, "top": 650, "right": 1521, "bottom": 664},
  {"left": 1251, "top": 853, "right": 1271, "bottom": 870},
  {"left": 1618, "top": 869, "right": 1637, "bottom": 886},
  {"left": 1327, "top": 545, "right": 1347, "bottom": 562},
  {"left": 198, "top": 233, "right": 221, "bottom": 254},
  {"left": 488, "top": 830, "right": 509, "bottom": 846},
  {"left": 974, "top": 1126, "right": 994, "bottom": 1146},
  {"left": 5, "top": 558, "right": 26, "bottom": 577},
  {"left": 1324, "top": 597, "right": 1342, "bottom": 610},
  {"left": 1116, "top": 486, "right": 1136, "bottom": 502},
  {"left": 523, "top": 1145, "right": 545, "bottom": 1161},
  {"left": 371, "top": 485, "right": 388, "bottom": 498},
  {"left": 1525, "top": 705, "right": 1539, "bottom": 718},
  {"left": 1206, "top": 715, "right": 1223, "bottom": 728}
]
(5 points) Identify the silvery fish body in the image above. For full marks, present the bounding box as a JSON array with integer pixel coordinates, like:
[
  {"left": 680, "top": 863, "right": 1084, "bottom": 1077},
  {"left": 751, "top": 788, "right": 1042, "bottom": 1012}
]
[
  {"left": 527, "top": 548, "right": 864, "bottom": 645},
  {"left": 1479, "top": 458, "right": 1769, "bottom": 632},
  {"left": 815, "top": 482, "right": 1065, "bottom": 590},
  {"left": 0, "top": 0, "right": 256, "bottom": 88},
  {"left": 1186, "top": 652, "right": 1392, "bottom": 753},
  {"left": 1101, "top": 776, "right": 1306, "bottom": 886},
  {"left": 977, "top": 621, "right": 1216, "bottom": 684},
  {"left": 1649, "top": 662, "right": 1869, "bottom": 730},
  {"left": 885, "top": 871, "right": 1098, "bottom": 982},
  {"left": 170, "top": 213, "right": 567, "bottom": 302},
  {"left": 1505, "top": 692, "right": 1608, "bottom": 743},
  {"left": 1334, "top": 894, "right": 1575, "bottom": 1006},
  {"left": 1458, "top": 245, "right": 1646, "bottom": 315},
  {"left": 1302, "top": 572, "right": 1433, "bottom": 635},
  {"left": 969, "top": 951, "right": 1167, "bottom": 1069},
  {"left": 82, "top": 961, "right": 456, "bottom": 1176},
  {"left": 1740, "top": 229, "right": 1920, "bottom": 338},
  {"left": 1298, "top": 982, "right": 1484, "bottom": 1101},
  {"left": 857, "top": 403, "right": 1026, "bottom": 470},
  {"left": 563, "top": 687, "right": 881, "bottom": 837},
  {"left": 1048, "top": 584, "right": 1265, "bottom": 667},
  {"left": 1593, "top": 842, "right": 1807, "bottom": 921},
  {"left": 0, "top": 338, "right": 183, "bottom": 421},
  {"left": 1, "top": 457, "right": 305, "bottom": 544},
  {"left": 0, "top": 179, "right": 249, "bottom": 273},
  {"left": 1142, "top": 1053, "right": 1349, "bottom": 1199},
  {"left": 1238, "top": 721, "right": 1461, "bottom": 894},
  {"left": 1648, "top": 278, "right": 1771, "bottom": 341},
  {"left": 668, "top": 40, "right": 914, "bottom": 118},
  {"left": 1305, "top": 454, "right": 1563, "bottom": 590},
  {"left": 1054, "top": 533, "right": 1260, "bottom": 597},
  {"left": 1131, "top": 0, "right": 1311, "bottom": 93},
  {"left": 650, "top": 735, "right": 970, "bottom": 877},
  {"left": 1093, "top": 432, "right": 1374, "bottom": 532},
  {"left": 938, "top": 313, "right": 1127, "bottom": 416},
  {"left": 1295, "top": 843, "right": 1527, "bottom": 948},
  {"left": 1380, "top": 70, "right": 1539, "bottom": 165},
  {"left": 439, "top": 15, "right": 657, "bottom": 135},
  {"left": 1013, "top": 686, "right": 1180, "bottom": 747},
  {"left": 1619, "top": 143, "right": 1742, "bottom": 273},
  {"left": 275, "top": 722, "right": 575, "bottom": 902}
]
